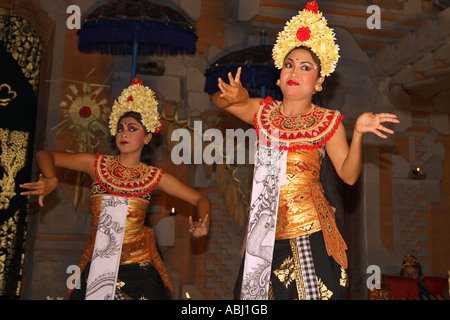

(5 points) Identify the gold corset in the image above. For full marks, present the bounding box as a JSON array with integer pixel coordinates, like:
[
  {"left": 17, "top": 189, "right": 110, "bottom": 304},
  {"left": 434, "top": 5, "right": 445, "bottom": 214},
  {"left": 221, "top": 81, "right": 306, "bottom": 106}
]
[
  {"left": 68, "top": 154, "right": 174, "bottom": 297},
  {"left": 73, "top": 195, "right": 173, "bottom": 295},
  {"left": 89, "top": 195, "right": 152, "bottom": 264},
  {"left": 276, "top": 148, "right": 327, "bottom": 239}
]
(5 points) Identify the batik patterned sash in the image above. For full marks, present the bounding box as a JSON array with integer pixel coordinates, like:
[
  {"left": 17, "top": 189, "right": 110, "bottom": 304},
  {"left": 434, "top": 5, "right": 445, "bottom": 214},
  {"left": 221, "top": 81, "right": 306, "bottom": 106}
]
[
  {"left": 85, "top": 196, "right": 129, "bottom": 300},
  {"left": 241, "top": 141, "right": 287, "bottom": 300}
]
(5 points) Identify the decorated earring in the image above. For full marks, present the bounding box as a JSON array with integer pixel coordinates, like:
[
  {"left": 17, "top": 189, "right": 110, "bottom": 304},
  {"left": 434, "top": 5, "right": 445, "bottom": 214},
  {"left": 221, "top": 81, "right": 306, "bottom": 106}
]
[
  {"left": 276, "top": 79, "right": 281, "bottom": 86},
  {"left": 315, "top": 84, "right": 322, "bottom": 92}
]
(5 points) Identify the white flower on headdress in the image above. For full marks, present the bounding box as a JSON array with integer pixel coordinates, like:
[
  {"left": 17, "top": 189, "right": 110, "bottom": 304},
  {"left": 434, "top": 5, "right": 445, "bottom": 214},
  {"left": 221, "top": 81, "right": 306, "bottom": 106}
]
[
  {"left": 272, "top": 1, "right": 339, "bottom": 77},
  {"left": 109, "top": 78, "right": 162, "bottom": 136}
]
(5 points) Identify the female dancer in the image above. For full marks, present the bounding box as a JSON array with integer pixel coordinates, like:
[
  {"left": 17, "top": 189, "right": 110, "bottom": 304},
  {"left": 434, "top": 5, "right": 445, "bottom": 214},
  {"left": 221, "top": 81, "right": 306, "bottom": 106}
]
[
  {"left": 21, "top": 79, "right": 210, "bottom": 300},
  {"left": 212, "top": 1, "right": 399, "bottom": 300}
]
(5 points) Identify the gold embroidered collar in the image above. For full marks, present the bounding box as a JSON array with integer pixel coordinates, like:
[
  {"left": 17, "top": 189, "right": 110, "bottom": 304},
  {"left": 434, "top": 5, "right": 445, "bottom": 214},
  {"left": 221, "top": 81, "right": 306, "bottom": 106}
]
[
  {"left": 254, "top": 97, "right": 343, "bottom": 151},
  {"left": 94, "top": 153, "right": 163, "bottom": 197}
]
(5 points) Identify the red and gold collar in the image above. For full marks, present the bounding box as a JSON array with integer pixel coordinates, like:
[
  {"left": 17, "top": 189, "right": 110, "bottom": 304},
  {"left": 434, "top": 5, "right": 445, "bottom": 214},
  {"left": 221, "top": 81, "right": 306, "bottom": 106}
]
[
  {"left": 254, "top": 97, "right": 343, "bottom": 151},
  {"left": 94, "top": 153, "right": 163, "bottom": 197}
]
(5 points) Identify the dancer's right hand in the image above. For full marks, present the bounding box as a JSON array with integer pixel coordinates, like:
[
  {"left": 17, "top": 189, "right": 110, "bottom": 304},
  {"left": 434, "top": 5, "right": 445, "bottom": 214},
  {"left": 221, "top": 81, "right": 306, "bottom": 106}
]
[
  {"left": 20, "top": 174, "right": 59, "bottom": 207},
  {"left": 217, "top": 67, "right": 249, "bottom": 107}
]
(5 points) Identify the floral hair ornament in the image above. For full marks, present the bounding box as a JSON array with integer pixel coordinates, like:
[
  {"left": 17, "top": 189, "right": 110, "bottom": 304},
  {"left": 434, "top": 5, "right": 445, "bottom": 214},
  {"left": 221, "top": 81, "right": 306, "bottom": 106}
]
[
  {"left": 272, "top": 1, "right": 339, "bottom": 77},
  {"left": 109, "top": 78, "right": 162, "bottom": 136}
]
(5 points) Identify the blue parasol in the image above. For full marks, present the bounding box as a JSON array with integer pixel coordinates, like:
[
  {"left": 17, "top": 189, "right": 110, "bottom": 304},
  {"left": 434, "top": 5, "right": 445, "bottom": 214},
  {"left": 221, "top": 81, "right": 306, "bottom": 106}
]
[
  {"left": 77, "top": 0, "right": 197, "bottom": 80},
  {"left": 204, "top": 45, "right": 281, "bottom": 100}
]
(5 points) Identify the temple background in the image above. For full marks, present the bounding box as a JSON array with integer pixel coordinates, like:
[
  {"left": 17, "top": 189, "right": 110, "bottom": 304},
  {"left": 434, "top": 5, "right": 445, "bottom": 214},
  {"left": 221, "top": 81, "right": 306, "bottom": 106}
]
[{"left": 0, "top": 0, "right": 448, "bottom": 300}]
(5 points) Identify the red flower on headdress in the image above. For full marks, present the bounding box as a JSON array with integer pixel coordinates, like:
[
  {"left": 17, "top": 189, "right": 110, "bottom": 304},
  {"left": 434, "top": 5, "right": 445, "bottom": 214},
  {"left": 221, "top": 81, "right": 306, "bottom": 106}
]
[
  {"left": 131, "top": 78, "right": 144, "bottom": 86},
  {"left": 154, "top": 119, "right": 163, "bottom": 134},
  {"left": 296, "top": 27, "right": 311, "bottom": 42},
  {"left": 127, "top": 95, "right": 134, "bottom": 102},
  {"left": 305, "top": 1, "right": 319, "bottom": 13}
]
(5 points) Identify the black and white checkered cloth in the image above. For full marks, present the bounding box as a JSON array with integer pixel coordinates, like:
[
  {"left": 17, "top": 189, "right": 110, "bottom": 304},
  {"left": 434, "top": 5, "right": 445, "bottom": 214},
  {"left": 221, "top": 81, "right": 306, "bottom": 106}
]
[
  {"left": 297, "top": 235, "right": 319, "bottom": 300},
  {"left": 114, "top": 289, "right": 127, "bottom": 300}
]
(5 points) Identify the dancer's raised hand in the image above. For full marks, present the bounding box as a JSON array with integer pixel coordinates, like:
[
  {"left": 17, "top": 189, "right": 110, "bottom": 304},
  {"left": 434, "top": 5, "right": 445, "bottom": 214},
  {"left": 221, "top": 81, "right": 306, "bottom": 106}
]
[
  {"left": 354, "top": 112, "right": 400, "bottom": 139},
  {"left": 217, "top": 67, "right": 249, "bottom": 107},
  {"left": 189, "top": 214, "right": 209, "bottom": 238}
]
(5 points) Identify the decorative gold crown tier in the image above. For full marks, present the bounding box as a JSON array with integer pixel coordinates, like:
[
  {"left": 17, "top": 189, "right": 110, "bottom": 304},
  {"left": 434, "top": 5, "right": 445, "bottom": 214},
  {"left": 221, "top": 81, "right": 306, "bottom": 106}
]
[
  {"left": 272, "top": 1, "right": 339, "bottom": 77},
  {"left": 109, "top": 78, "right": 162, "bottom": 136}
]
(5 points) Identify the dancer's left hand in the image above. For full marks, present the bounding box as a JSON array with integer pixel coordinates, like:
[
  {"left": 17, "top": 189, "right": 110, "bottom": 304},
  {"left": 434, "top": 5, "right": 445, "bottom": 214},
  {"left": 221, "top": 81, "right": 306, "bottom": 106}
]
[
  {"left": 354, "top": 112, "right": 400, "bottom": 138},
  {"left": 189, "top": 214, "right": 209, "bottom": 238}
]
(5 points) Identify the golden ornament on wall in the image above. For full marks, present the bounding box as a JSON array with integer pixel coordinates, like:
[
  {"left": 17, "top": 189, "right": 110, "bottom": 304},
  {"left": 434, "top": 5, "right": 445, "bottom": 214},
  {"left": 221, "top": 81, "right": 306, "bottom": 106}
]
[
  {"left": 54, "top": 81, "right": 110, "bottom": 152},
  {"left": 0, "top": 84, "right": 17, "bottom": 107},
  {"left": 0, "top": 128, "right": 29, "bottom": 210}
]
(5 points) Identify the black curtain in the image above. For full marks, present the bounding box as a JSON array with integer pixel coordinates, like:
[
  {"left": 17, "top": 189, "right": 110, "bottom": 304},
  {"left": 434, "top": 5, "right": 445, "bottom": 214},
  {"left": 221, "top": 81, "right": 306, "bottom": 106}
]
[{"left": 0, "top": 8, "right": 41, "bottom": 299}]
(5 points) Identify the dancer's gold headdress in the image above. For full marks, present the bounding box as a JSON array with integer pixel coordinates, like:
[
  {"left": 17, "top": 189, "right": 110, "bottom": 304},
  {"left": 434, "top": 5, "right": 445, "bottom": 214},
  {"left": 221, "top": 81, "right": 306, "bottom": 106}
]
[
  {"left": 272, "top": 1, "right": 339, "bottom": 77},
  {"left": 401, "top": 254, "right": 421, "bottom": 271},
  {"left": 109, "top": 78, "right": 162, "bottom": 136}
]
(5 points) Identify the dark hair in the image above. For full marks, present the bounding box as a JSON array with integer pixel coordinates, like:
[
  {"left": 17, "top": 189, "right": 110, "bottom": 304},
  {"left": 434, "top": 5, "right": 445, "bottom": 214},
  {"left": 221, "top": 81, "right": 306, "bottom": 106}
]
[
  {"left": 118, "top": 111, "right": 147, "bottom": 131},
  {"left": 111, "top": 111, "right": 157, "bottom": 165}
]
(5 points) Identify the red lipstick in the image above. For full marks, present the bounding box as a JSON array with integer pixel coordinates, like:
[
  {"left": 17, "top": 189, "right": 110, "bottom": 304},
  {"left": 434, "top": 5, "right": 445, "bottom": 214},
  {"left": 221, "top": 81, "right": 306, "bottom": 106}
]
[
  {"left": 120, "top": 141, "right": 129, "bottom": 145},
  {"left": 287, "top": 80, "right": 299, "bottom": 86}
]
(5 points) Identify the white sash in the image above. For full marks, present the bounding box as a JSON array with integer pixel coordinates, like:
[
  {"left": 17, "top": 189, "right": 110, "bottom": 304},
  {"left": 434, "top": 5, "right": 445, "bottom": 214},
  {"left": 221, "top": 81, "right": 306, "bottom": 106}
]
[
  {"left": 85, "top": 196, "right": 129, "bottom": 300},
  {"left": 240, "top": 142, "right": 287, "bottom": 300}
]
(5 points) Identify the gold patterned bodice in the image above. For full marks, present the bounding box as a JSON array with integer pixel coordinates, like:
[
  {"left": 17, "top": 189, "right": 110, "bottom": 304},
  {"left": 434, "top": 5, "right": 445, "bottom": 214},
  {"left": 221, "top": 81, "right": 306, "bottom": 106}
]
[
  {"left": 88, "top": 154, "right": 164, "bottom": 264},
  {"left": 69, "top": 154, "right": 174, "bottom": 296},
  {"left": 89, "top": 195, "right": 154, "bottom": 265},
  {"left": 276, "top": 148, "right": 325, "bottom": 239}
]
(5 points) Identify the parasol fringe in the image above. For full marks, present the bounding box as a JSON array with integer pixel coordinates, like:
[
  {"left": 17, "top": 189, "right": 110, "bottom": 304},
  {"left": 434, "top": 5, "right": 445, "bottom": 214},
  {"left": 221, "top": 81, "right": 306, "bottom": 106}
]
[{"left": 78, "top": 19, "right": 196, "bottom": 56}]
